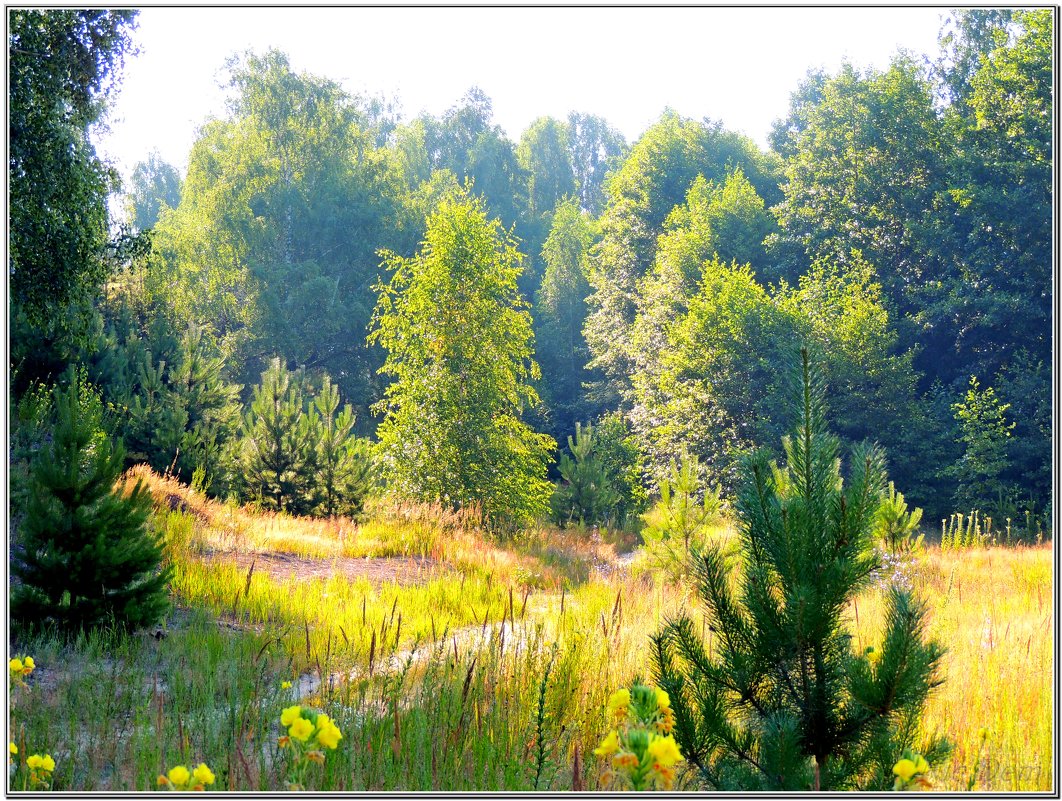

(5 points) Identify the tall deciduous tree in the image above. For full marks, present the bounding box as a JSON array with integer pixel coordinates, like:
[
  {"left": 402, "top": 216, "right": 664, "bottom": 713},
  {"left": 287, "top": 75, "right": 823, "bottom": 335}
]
[
  {"left": 534, "top": 198, "right": 598, "bottom": 438},
  {"left": 124, "top": 150, "right": 183, "bottom": 232},
  {"left": 584, "top": 111, "right": 782, "bottom": 409},
  {"left": 9, "top": 9, "right": 137, "bottom": 327},
  {"left": 566, "top": 112, "right": 628, "bottom": 216},
  {"left": 518, "top": 116, "right": 576, "bottom": 221},
  {"left": 370, "top": 188, "right": 554, "bottom": 526},
  {"left": 147, "top": 49, "right": 408, "bottom": 426}
]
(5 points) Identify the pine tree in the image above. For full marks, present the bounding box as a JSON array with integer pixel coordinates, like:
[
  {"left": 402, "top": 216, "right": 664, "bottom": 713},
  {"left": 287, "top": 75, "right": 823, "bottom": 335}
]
[
  {"left": 241, "top": 358, "right": 317, "bottom": 513},
  {"left": 11, "top": 372, "right": 170, "bottom": 631},
  {"left": 313, "top": 375, "right": 374, "bottom": 517},
  {"left": 651, "top": 349, "right": 947, "bottom": 790},
  {"left": 640, "top": 450, "right": 723, "bottom": 584},
  {"left": 551, "top": 421, "right": 621, "bottom": 526},
  {"left": 874, "top": 482, "right": 924, "bottom": 552},
  {"left": 167, "top": 324, "right": 242, "bottom": 495}
]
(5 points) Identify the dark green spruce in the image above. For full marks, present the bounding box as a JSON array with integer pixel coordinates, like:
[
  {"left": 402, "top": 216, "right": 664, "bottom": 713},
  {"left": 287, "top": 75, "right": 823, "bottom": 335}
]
[{"left": 12, "top": 372, "right": 171, "bottom": 631}]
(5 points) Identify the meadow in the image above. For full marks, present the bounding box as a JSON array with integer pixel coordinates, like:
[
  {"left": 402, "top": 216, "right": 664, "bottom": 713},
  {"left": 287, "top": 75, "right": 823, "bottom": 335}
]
[{"left": 7, "top": 467, "right": 1053, "bottom": 792}]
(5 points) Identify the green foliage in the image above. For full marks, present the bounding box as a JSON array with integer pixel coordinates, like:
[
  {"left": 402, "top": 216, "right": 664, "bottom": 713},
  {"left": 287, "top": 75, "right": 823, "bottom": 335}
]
[
  {"left": 588, "top": 412, "right": 650, "bottom": 526},
  {"left": 565, "top": 112, "right": 628, "bottom": 216},
  {"left": 651, "top": 350, "right": 947, "bottom": 791},
  {"left": 639, "top": 451, "right": 723, "bottom": 585},
  {"left": 947, "top": 378, "right": 1016, "bottom": 515},
  {"left": 551, "top": 422, "right": 621, "bottom": 527},
  {"left": 9, "top": 381, "right": 56, "bottom": 526},
  {"left": 772, "top": 58, "right": 947, "bottom": 331},
  {"left": 90, "top": 318, "right": 242, "bottom": 496},
  {"left": 11, "top": 371, "right": 171, "bottom": 631},
  {"left": 583, "top": 110, "right": 782, "bottom": 408},
  {"left": 994, "top": 352, "right": 1051, "bottom": 516},
  {"left": 370, "top": 187, "right": 554, "bottom": 526},
  {"left": 517, "top": 116, "right": 576, "bottom": 222},
  {"left": 533, "top": 198, "right": 598, "bottom": 438},
  {"left": 146, "top": 49, "right": 410, "bottom": 427},
  {"left": 874, "top": 482, "right": 924, "bottom": 553},
  {"left": 124, "top": 150, "right": 182, "bottom": 232},
  {"left": 8, "top": 9, "right": 136, "bottom": 328},
  {"left": 240, "top": 358, "right": 318, "bottom": 514},
  {"left": 934, "top": 9, "right": 1014, "bottom": 104},
  {"left": 631, "top": 257, "right": 794, "bottom": 492},
  {"left": 311, "top": 376, "right": 375, "bottom": 518}
]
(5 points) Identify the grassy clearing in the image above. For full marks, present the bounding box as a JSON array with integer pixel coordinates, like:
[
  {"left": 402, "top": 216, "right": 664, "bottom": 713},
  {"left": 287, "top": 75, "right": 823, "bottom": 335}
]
[{"left": 7, "top": 469, "right": 1053, "bottom": 791}]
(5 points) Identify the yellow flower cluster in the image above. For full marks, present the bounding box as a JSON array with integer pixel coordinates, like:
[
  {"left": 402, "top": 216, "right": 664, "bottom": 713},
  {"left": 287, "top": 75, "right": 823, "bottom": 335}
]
[
  {"left": 278, "top": 705, "right": 343, "bottom": 751},
  {"left": 25, "top": 753, "right": 55, "bottom": 789},
  {"left": 594, "top": 684, "right": 684, "bottom": 791},
  {"left": 9, "top": 656, "right": 35, "bottom": 688},
  {"left": 892, "top": 749, "right": 931, "bottom": 790},
  {"left": 277, "top": 705, "right": 344, "bottom": 790},
  {"left": 157, "top": 762, "right": 215, "bottom": 791}
]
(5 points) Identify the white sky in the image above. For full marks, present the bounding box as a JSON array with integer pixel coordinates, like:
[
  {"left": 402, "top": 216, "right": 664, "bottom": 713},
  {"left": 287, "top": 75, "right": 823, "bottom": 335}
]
[{"left": 94, "top": 5, "right": 951, "bottom": 183}]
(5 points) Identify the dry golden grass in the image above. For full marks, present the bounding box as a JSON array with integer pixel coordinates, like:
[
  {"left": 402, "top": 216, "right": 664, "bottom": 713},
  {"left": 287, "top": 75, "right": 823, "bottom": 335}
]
[
  {"left": 845, "top": 544, "right": 1053, "bottom": 791},
  {"left": 130, "top": 466, "right": 1053, "bottom": 791}
]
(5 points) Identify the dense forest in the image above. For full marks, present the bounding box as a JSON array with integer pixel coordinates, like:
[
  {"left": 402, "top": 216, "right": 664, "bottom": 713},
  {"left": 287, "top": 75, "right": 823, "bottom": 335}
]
[{"left": 10, "top": 8, "right": 1052, "bottom": 534}]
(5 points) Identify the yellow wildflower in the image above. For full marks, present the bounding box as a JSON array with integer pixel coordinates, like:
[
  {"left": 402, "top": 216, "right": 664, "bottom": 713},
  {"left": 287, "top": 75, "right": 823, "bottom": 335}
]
[
  {"left": 281, "top": 680, "right": 293, "bottom": 690},
  {"left": 914, "top": 754, "right": 929, "bottom": 775},
  {"left": 593, "top": 729, "right": 620, "bottom": 757},
  {"left": 167, "top": 765, "right": 191, "bottom": 787},
  {"left": 192, "top": 763, "right": 215, "bottom": 786},
  {"left": 9, "top": 658, "right": 23, "bottom": 674},
  {"left": 315, "top": 717, "right": 343, "bottom": 750},
  {"left": 893, "top": 758, "right": 916, "bottom": 782},
  {"left": 607, "top": 688, "right": 630, "bottom": 718},
  {"left": 655, "top": 688, "right": 671, "bottom": 710},
  {"left": 41, "top": 754, "right": 54, "bottom": 772},
  {"left": 8, "top": 742, "right": 16, "bottom": 756},
  {"left": 865, "top": 646, "right": 881, "bottom": 665},
  {"left": 280, "top": 704, "right": 303, "bottom": 728},
  {"left": 646, "top": 734, "right": 683, "bottom": 767},
  {"left": 289, "top": 716, "right": 314, "bottom": 742},
  {"left": 26, "top": 754, "right": 42, "bottom": 769},
  {"left": 22, "top": 657, "right": 34, "bottom": 673}
]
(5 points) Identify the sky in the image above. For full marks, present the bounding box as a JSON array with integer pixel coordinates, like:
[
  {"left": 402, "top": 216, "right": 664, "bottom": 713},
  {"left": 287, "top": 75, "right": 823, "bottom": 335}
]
[{"left": 93, "top": 6, "right": 951, "bottom": 183}]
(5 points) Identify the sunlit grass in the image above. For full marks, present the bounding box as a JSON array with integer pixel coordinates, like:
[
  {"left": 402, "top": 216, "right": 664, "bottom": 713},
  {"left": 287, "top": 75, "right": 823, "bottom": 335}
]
[
  {"left": 9, "top": 470, "right": 1053, "bottom": 791},
  {"left": 843, "top": 544, "right": 1053, "bottom": 791}
]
